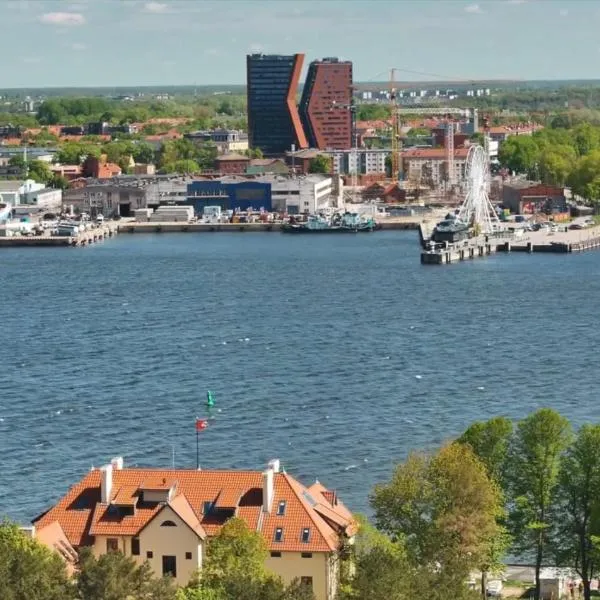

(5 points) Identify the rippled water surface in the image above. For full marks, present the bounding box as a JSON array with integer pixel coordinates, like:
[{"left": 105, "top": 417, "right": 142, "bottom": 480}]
[{"left": 1, "top": 231, "right": 599, "bottom": 522}]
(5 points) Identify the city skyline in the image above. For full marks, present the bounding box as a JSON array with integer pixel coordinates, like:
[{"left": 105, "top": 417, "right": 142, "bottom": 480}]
[{"left": 0, "top": 0, "right": 598, "bottom": 88}]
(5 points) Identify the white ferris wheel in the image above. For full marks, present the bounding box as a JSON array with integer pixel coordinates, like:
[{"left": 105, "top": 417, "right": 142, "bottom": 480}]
[{"left": 456, "top": 144, "right": 500, "bottom": 234}]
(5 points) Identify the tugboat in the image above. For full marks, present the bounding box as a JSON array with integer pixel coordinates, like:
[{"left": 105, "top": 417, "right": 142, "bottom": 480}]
[
  {"left": 282, "top": 212, "right": 377, "bottom": 234},
  {"left": 431, "top": 213, "right": 470, "bottom": 243}
]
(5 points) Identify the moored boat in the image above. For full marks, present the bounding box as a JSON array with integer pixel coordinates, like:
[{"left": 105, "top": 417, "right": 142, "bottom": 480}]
[{"left": 282, "top": 212, "right": 377, "bottom": 234}]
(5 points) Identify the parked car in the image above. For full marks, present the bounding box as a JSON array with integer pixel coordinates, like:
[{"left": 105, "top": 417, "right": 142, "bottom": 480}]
[
  {"left": 486, "top": 580, "right": 503, "bottom": 598},
  {"left": 569, "top": 223, "right": 584, "bottom": 230}
]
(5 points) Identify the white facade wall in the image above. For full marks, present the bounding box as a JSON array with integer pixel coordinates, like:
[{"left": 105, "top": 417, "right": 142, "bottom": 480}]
[{"left": 270, "top": 176, "right": 333, "bottom": 214}]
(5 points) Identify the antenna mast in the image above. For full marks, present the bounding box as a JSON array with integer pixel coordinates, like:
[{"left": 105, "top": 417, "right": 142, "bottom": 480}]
[{"left": 390, "top": 68, "right": 399, "bottom": 181}]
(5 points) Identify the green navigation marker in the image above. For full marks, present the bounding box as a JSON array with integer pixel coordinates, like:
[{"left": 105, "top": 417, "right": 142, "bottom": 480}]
[{"left": 206, "top": 390, "right": 215, "bottom": 407}]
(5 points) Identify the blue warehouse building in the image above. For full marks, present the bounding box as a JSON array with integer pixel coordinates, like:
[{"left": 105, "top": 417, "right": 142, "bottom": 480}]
[{"left": 186, "top": 180, "right": 272, "bottom": 215}]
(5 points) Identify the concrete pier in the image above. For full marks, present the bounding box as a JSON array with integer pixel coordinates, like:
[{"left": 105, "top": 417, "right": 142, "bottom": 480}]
[
  {"left": 420, "top": 226, "right": 600, "bottom": 265},
  {"left": 118, "top": 218, "right": 422, "bottom": 234},
  {"left": 0, "top": 224, "right": 117, "bottom": 248}
]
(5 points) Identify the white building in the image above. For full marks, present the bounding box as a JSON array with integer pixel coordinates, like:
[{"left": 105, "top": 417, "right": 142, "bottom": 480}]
[
  {"left": 0, "top": 179, "right": 45, "bottom": 206},
  {"left": 325, "top": 149, "right": 388, "bottom": 176},
  {"left": 265, "top": 175, "right": 334, "bottom": 214},
  {"left": 21, "top": 187, "right": 62, "bottom": 210}
]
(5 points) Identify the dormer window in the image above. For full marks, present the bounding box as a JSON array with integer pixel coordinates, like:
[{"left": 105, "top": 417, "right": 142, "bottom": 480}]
[
  {"left": 274, "top": 527, "right": 283, "bottom": 542},
  {"left": 301, "top": 528, "right": 310, "bottom": 543},
  {"left": 160, "top": 520, "right": 177, "bottom": 527},
  {"left": 277, "top": 500, "right": 286, "bottom": 516},
  {"left": 203, "top": 501, "right": 215, "bottom": 516}
]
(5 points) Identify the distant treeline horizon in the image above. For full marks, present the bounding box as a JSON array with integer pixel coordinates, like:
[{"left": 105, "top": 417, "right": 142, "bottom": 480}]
[{"left": 3, "top": 79, "right": 600, "bottom": 99}]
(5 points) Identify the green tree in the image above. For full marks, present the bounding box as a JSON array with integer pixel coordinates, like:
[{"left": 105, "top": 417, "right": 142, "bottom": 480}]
[
  {"left": 498, "top": 135, "right": 540, "bottom": 175},
  {"left": 77, "top": 547, "right": 176, "bottom": 600},
  {"left": 202, "top": 517, "right": 268, "bottom": 585},
  {"left": 554, "top": 425, "right": 600, "bottom": 600},
  {"left": 538, "top": 145, "right": 576, "bottom": 186},
  {"left": 159, "top": 159, "right": 201, "bottom": 175},
  {"left": 245, "top": 148, "right": 263, "bottom": 159},
  {"left": 507, "top": 408, "right": 572, "bottom": 600},
  {"left": 356, "top": 104, "right": 391, "bottom": 121},
  {"left": 308, "top": 155, "right": 332, "bottom": 174},
  {"left": 458, "top": 417, "right": 513, "bottom": 485},
  {"left": 56, "top": 142, "right": 101, "bottom": 165},
  {"left": 0, "top": 521, "right": 75, "bottom": 600},
  {"left": 572, "top": 123, "right": 600, "bottom": 156},
  {"left": 568, "top": 150, "right": 600, "bottom": 206},
  {"left": 48, "top": 174, "right": 70, "bottom": 190},
  {"left": 133, "top": 142, "right": 156, "bottom": 164},
  {"left": 371, "top": 443, "right": 504, "bottom": 593},
  {"left": 27, "top": 159, "right": 52, "bottom": 184}
]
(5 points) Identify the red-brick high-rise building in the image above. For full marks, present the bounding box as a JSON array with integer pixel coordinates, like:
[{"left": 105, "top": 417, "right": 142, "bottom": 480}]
[{"left": 300, "top": 58, "right": 353, "bottom": 150}]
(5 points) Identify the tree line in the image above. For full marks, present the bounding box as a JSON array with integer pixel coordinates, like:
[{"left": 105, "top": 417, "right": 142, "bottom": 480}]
[
  {"left": 343, "top": 409, "right": 600, "bottom": 600},
  {"left": 497, "top": 120, "right": 600, "bottom": 204}
]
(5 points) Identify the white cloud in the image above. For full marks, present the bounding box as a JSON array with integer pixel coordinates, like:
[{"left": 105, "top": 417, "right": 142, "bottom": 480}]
[
  {"left": 464, "top": 3, "right": 483, "bottom": 13},
  {"left": 204, "top": 48, "right": 219, "bottom": 56},
  {"left": 143, "top": 2, "right": 168, "bottom": 13},
  {"left": 70, "top": 42, "right": 87, "bottom": 50},
  {"left": 559, "top": 8, "right": 568, "bottom": 16},
  {"left": 506, "top": 0, "right": 527, "bottom": 4},
  {"left": 22, "top": 57, "right": 41, "bottom": 64},
  {"left": 38, "top": 12, "right": 85, "bottom": 25}
]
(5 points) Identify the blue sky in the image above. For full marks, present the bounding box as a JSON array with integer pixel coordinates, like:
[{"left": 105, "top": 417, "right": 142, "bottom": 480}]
[{"left": 0, "top": 0, "right": 597, "bottom": 88}]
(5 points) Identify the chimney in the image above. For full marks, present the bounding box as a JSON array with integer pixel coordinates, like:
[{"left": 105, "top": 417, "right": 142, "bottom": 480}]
[
  {"left": 100, "top": 464, "right": 113, "bottom": 504},
  {"left": 268, "top": 458, "right": 280, "bottom": 473},
  {"left": 262, "top": 468, "right": 274, "bottom": 513},
  {"left": 111, "top": 456, "right": 123, "bottom": 470}
]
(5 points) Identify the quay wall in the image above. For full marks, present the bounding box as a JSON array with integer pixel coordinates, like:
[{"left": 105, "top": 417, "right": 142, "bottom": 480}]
[{"left": 118, "top": 220, "right": 421, "bottom": 234}]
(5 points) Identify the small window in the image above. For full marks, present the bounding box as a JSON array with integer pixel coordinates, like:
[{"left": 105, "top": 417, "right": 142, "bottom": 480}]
[
  {"left": 301, "top": 552, "right": 313, "bottom": 559},
  {"left": 203, "top": 501, "right": 215, "bottom": 516},
  {"left": 185, "top": 552, "right": 192, "bottom": 560},
  {"left": 301, "top": 528, "right": 310, "bottom": 543},
  {"left": 146, "top": 550, "right": 153, "bottom": 559},
  {"left": 277, "top": 500, "right": 286, "bottom": 516},
  {"left": 270, "top": 551, "right": 282, "bottom": 558},
  {"left": 300, "top": 576, "right": 313, "bottom": 590},
  {"left": 274, "top": 527, "right": 283, "bottom": 542},
  {"left": 106, "top": 538, "right": 118, "bottom": 553},
  {"left": 131, "top": 538, "right": 140, "bottom": 556},
  {"left": 160, "top": 520, "right": 177, "bottom": 527}
]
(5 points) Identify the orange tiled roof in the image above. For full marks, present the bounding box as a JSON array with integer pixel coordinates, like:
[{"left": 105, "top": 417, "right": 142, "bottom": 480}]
[
  {"left": 34, "top": 465, "right": 354, "bottom": 554},
  {"left": 356, "top": 120, "right": 389, "bottom": 130}
]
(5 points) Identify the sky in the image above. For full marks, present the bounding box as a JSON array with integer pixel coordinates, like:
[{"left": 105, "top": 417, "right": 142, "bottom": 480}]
[{"left": 0, "top": 0, "right": 598, "bottom": 89}]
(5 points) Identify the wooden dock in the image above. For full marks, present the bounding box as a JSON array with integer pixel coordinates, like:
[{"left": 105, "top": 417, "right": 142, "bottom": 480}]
[{"left": 0, "top": 225, "right": 117, "bottom": 248}]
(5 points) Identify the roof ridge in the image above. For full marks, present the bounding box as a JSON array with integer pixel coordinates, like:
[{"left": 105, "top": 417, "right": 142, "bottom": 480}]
[{"left": 281, "top": 473, "right": 337, "bottom": 551}]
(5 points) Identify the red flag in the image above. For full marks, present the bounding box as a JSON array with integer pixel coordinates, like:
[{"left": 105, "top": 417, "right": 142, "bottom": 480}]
[{"left": 195, "top": 418, "right": 208, "bottom": 431}]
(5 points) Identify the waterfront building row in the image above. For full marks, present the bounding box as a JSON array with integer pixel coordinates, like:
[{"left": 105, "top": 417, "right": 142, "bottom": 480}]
[
  {"left": 30, "top": 456, "right": 356, "bottom": 600},
  {"left": 62, "top": 174, "right": 339, "bottom": 217}
]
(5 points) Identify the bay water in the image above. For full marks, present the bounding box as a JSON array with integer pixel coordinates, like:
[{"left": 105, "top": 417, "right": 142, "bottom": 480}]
[{"left": 0, "top": 231, "right": 598, "bottom": 522}]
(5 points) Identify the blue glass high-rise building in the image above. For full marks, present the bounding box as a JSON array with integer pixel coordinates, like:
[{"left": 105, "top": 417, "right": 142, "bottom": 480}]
[{"left": 246, "top": 54, "right": 308, "bottom": 156}]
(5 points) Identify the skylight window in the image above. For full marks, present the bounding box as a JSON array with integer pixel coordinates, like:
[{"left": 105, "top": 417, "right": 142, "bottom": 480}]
[
  {"left": 301, "top": 528, "right": 311, "bottom": 543},
  {"left": 277, "top": 500, "right": 286, "bottom": 516},
  {"left": 274, "top": 527, "right": 284, "bottom": 542}
]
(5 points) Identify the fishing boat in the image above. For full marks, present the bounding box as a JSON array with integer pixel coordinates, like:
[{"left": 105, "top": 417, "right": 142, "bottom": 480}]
[{"left": 282, "top": 212, "right": 377, "bottom": 234}]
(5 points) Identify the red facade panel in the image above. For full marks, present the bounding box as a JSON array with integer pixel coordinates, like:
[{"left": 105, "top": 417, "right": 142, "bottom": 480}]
[{"left": 300, "top": 59, "right": 353, "bottom": 150}]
